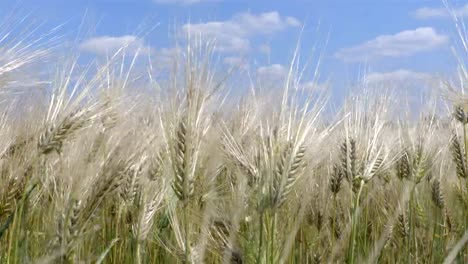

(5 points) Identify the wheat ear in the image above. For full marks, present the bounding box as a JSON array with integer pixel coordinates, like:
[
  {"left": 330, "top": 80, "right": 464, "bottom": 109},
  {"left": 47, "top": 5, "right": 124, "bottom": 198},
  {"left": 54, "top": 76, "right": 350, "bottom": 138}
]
[
  {"left": 172, "top": 120, "right": 194, "bottom": 203},
  {"left": 451, "top": 134, "right": 467, "bottom": 178}
]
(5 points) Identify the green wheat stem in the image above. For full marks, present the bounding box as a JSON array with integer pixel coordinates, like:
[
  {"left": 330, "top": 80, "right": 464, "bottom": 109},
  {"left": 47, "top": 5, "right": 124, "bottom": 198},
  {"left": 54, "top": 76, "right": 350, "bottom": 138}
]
[
  {"left": 464, "top": 123, "right": 468, "bottom": 177},
  {"left": 331, "top": 194, "right": 337, "bottom": 251},
  {"left": 256, "top": 212, "right": 264, "bottom": 264},
  {"left": 269, "top": 212, "right": 276, "bottom": 264},
  {"left": 349, "top": 179, "right": 364, "bottom": 264},
  {"left": 183, "top": 202, "right": 190, "bottom": 264},
  {"left": 460, "top": 123, "right": 468, "bottom": 263},
  {"left": 407, "top": 185, "right": 417, "bottom": 264}
]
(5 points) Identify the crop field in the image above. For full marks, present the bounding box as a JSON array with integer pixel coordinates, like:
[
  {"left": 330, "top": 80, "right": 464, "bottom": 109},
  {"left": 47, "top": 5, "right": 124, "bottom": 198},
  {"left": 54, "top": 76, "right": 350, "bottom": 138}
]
[{"left": 1, "top": 3, "right": 468, "bottom": 264}]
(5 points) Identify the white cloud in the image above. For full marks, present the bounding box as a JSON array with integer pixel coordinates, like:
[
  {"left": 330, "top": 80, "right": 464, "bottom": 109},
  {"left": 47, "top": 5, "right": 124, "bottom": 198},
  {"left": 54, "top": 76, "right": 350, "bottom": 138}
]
[
  {"left": 301, "top": 81, "right": 329, "bottom": 92},
  {"left": 259, "top": 44, "right": 271, "bottom": 54},
  {"left": 335, "top": 27, "right": 448, "bottom": 62},
  {"left": 183, "top": 11, "right": 300, "bottom": 53},
  {"left": 158, "top": 47, "right": 181, "bottom": 58},
  {"left": 153, "top": 47, "right": 182, "bottom": 64},
  {"left": 256, "top": 64, "right": 328, "bottom": 92},
  {"left": 413, "top": 4, "right": 468, "bottom": 19},
  {"left": 364, "top": 69, "right": 433, "bottom": 84},
  {"left": 223, "top": 56, "right": 249, "bottom": 69},
  {"left": 80, "top": 35, "right": 152, "bottom": 56},
  {"left": 257, "top": 64, "right": 288, "bottom": 80},
  {"left": 232, "top": 12, "right": 300, "bottom": 34}
]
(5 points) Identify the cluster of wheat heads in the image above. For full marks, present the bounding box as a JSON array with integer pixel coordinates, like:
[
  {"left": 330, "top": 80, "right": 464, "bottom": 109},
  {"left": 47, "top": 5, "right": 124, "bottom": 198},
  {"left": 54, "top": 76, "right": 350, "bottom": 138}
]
[{"left": 1, "top": 32, "right": 468, "bottom": 264}]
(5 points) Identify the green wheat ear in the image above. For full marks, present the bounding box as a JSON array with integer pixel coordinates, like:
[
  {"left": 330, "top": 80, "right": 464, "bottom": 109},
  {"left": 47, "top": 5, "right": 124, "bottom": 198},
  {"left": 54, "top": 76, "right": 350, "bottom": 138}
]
[
  {"left": 396, "top": 150, "right": 410, "bottom": 180},
  {"left": 272, "top": 142, "right": 306, "bottom": 208},
  {"left": 330, "top": 164, "right": 344, "bottom": 195},
  {"left": 340, "top": 137, "right": 358, "bottom": 184},
  {"left": 431, "top": 179, "right": 444, "bottom": 209},
  {"left": 172, "top": 120, "right": 194, "bottom": 203},
  {"left": 396, "top": 213, "right": 409, "bottom": 241},
  {"left": 451, "top": 133, "right": 467, "bottom": 179}
]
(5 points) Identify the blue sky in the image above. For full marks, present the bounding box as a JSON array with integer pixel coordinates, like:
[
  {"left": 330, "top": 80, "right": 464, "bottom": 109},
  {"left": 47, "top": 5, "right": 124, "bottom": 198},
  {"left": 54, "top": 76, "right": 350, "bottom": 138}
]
[{"left": 1, "top": 0, "right": 467, "bottom": 100}]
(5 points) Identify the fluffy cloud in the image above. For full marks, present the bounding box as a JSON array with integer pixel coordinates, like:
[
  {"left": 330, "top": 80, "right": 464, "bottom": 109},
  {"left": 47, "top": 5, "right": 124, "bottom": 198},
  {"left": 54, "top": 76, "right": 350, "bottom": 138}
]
[
  {"left": 182, "top": 12, "right": 300, "bottom": 53},
  {"left": 152, "top": 47, "right": 182, "bottom": 65},
  {"left": 256, "top": 64, "right": 327, "bottom": 91},
  {"left": 364, "top": 69, "right": 433, "bottom": 84},
  {"left": 301, "top": 81, "right": 329, "bottom": 92},
  {"left": 223, "top": 56, "right": 249, "bottom": 69},
  {"left": 335, "top": 27, "right": 448, "bottom": 62},
  {"left": 413, "top": 4, "right": 468, "bottom": 19},
  {"left": 80, "top": 35, "right": 152, "bottom": 56},
  {"left": 257, "top": 64, "right": 288, "bottom": 80}
]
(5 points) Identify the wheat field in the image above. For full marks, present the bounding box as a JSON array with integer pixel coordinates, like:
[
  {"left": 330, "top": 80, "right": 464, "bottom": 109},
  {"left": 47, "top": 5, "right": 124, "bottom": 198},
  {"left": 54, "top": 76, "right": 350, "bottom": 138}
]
[{"left": 0, "top": 15, "right": 468, "bottom": 264}]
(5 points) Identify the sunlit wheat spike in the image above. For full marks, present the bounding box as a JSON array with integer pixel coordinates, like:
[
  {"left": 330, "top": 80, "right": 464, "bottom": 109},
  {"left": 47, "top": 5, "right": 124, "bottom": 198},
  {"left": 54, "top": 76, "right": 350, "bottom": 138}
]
[
  {"left": 330, "top": 165, "right": 344, "bottom": 195},
  {"left": 120, "top": 161, "right": 144, "bottom": 204},
  {"left": 349, "top": 138, "right": 357, "bottom": 180},
  {"left": 396, "top": 213, "right": 409, "bottom": 240},
  {"left": 431, "top": 179, "right": 444, "bottom": 209},
  {"left": 412, "top": 144, "right": 426, "bottom": 184},
  {"left": 451, "top": 134, "right": 467, "bottom": 178},
  {"left": 2, "top": 178, "right": 20, "bottom": 217},
  {"left": 59, "top": 198, "right": 82, "bottom": 261},
  {"left": 1, "top": 162, "right": 33, "bottom": 218},
  {"left": 274, "top": 143, "right": 306, "bottom": 208},
  {"left": 396, "top": 150, "right": 410, "bottom": 180},
  {"left": 315, "top": 210, "right": 324, "bottom": 231},
  {"left": 340, "top": 139, "right": 350, "bottom": 180},
  {"left": 172, "top": 119, "right": 193, "bottom": 203},
  {"left": 272, "top": 143, "right": 289, "bottom": 205},
  {"left": 383, "top": 224, "right": 394, "bottom": 248},
  {"left": 69, "top": 199, "right": 81, "bottom": 239},
  {"left": 283, "top": 145, "right": 306, "bottom": 192},
  {"left": 38, "top": 108, "right": 93, "bottom": 154},
  {"left": 138, "top": 189, "right": 165, "bottom": 242},
  {"left": 138, "top": 200, "right": 158, "bottom": 241},
  {"left": 38, "top": 125, "right": 60, "bottom": 154},
  {"left": 454, "top": 106, "right": 468, "bottom": 124},
  {"left": 288, "top": 144, "right": 306, "bottom": 176},
  {"left": 53, "top": 198, "right": 82, "bottom": 261},
  {"left": 340, "top": 137, "right": 357, "bottom": 182},
  {"left": 274, "top": 144, "right": 287, "bottom": 183},
  {"left": 370, "top": 156, "right": 383, "bottom": 176}
]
